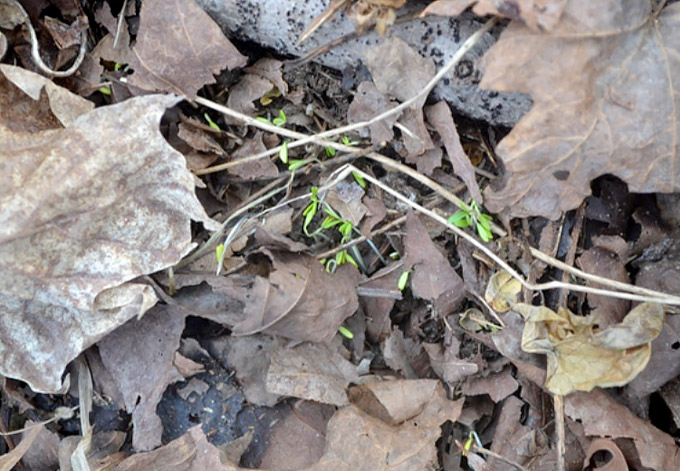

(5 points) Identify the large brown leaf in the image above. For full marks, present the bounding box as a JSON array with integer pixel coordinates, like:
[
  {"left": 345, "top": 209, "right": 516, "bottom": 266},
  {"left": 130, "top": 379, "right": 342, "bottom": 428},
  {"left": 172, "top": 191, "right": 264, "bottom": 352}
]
[
  {"left": 481, "top": 1, "right": 680, "bottom": 219},
  {"left": 129, "top": 0, "right": 246, "bottom": 99},
  {"left": 0, "top": 91, "right": 216, "bottom": 392},
  {"left": 232, "top": 250, "right": 359, "bottom": 343}
]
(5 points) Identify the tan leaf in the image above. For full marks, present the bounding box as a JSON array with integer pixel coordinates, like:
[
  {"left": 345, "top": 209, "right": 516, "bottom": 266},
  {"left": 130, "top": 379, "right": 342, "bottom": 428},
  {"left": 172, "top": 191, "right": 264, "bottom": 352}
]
[
  {"left": 129, "top": 0, "right": 247, "bottom": 98},
  {"left": 0, "top": 93, "right": 215, "bottom": 392},
  {"left": 347, "top": 81, "right": 399, "bottom": 145},
  {"left": 232, "top": 251, "right": 359, "bottom": 343},
  {"left": 517, "top": 302, "right": 664, "bottom": 395},
  {"left": 0, "top": 425, "right": 42, "bottom": 471},
  {"left": 266, "top": 340, "right": 359, "bottom": 406},
  {"left": 485, "top": 270, "right": 521, "bottom": 313},
  {"left": 227, "top": 132, "right": 279, "bottom": 180},
  {"left": 481, "top": 1, "right": 680, "bottom": 219}
]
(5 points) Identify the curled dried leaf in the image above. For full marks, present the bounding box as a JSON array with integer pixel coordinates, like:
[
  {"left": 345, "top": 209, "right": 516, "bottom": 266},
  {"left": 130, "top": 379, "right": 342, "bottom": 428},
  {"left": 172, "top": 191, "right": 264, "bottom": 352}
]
[{"left": 485, "top": 270, "right": 521, "bottom": 312}]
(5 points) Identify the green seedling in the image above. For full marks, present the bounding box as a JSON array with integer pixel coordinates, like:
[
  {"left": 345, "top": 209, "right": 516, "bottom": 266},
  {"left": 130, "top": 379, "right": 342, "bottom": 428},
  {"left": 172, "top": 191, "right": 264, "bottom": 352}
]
[
  {"left": 302, "top": 186, "right": 321, "bottom": 236},
  {"left": 325, "top": 146, "right": 336, "bottom": 157},
  {"left": 448, "top": 200, "right": 494, "bottom": 242},
  {"left": 279, "top": 141, "right": 289, "bottom": 164},
  {"left": 287, "top": 159, "right": 308, "bottom": 171},
  {"left": 272, "top": 109, "right": 287, "bottom": 126},
  {"left": 338, "top": 325, "right": 354, "bottom": 339},
  {"left": 397, "top": 270, "right": 411, "bottom": 291},
  {"left": 204, "top": 113, "right": 221, "bottom": 131},
  {"left": 215, "top": 243, "right": 226, "bottom": 264},
  {"left": 351, "top": 171, "right": 367, "bottom": 189},
  {"left": 98, "top": 86, "right": 112, "bottom": 96},
  {"left": 341, "top": 135, "right": 359, "bottom": 146},
  {"left": 260, "top": 87, "right": 282, "bottom": 106}
]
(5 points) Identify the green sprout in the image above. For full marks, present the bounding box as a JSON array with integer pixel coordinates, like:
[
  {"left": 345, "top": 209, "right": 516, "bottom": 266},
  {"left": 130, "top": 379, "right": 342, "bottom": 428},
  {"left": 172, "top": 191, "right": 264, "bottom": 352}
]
[
  {"left": 272, "top": 109, "right": 287, "bottom": 126},
  {"left": 215, "top": 243, "right": 226, "bottom": 263},
  {"left": 397, "top": 270, "right": 411, "bottom": 291},
  {"left": 351, "top": 171, "right": 366, "bottom": 189},
  {"left": 338, "top": 325, "right": 354, "bottom": 339},
  {"left": 98, "top": 86, "right": 112, "bottom": 96},
  {"left": 448, "top": 200, "right": 494, "bottom": 242},
  {"left": 279, "top": 141, "right": 289, "bottom": 164},
  {"left": 325, "top": 146, "right": 336, "bottom": 157},
  {"left": 204, "top": 113, "right": 221, "bottom": 131},
  {"left": 302, "top": 186, "right": 321, "bottom": 236}
]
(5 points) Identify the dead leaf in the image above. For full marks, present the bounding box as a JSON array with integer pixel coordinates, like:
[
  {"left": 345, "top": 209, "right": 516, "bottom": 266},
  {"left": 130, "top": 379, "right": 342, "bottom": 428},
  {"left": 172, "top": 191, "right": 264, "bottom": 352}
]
[
  {"left": 222, "top": 335, "right": 280, "bottom": 407},
  {"left": 129, "top": 0, "right": 246, "bottom": 98},
  {"left": 360, "top": 196, "right": 387, "bottom": 234},
  {"left": 177, "top": 378, "right": 210, "bottom": 400},
  {"left": 244, "top": 58, "right": 288, "bottom": 96},
  {"left": 405, "top": 146, "right": 442, "bottom": 176},
  {"left": 405, "top": 211, "right": 464, "bottom": 313},
  {"left": 584, "top": 438, "right": 629, "bottom": 471},
  {"left": 233, "top": 250, "right": 359, "bottom": 343},
  {"left": 359, "top": 263, "right": 402, "bottom": 342},
  {"left": 425, "top": 101, "right": 482, "bottom": 202},
  {"left": 324, "top": 181, "right": 367, "bottom": 226},
  {"left": 177, "top": 121, "right": 225, "bottom": 155},
  {"left": 227, "top": 132, "right": 279, "bottom": 180},
  {"left": 1, "top": 64, "right": 93, "bottom": 127},
  {"left": 97, "top": 305, "right": 186, "bottom": 451},
  {"left": 462, "top": 366, "right": 518, "bottom": 402},
  {"left": 424, "top": 340, "right": 478, "bottom": 386},
  {"left": 259, "top": 401, "right": 334, "bottom": 470},
  {"left": 481, "top": 1, "right": 680, "bottom": 219},
  {"left": 226, "top": 74, "right": 274, "bottom": 119},
  {"left": 0, "top": 93, "right": 213, "bottom": 393},
  {"left": 21, "top": 421, "right": 60, "bottom": 471},
  {"left": 486, "top": 396, "right": 534, "bottom": 470},
  {"left": 422, "top": 0, "right": 568, "bottom": 31},
  {"left": 347, "top": 81, "right": 399, "bottom": 145},
  {"left": 266, "top": 340, "right": 359, "bottom": 406},
  {"left": 518, "top": 302, "right": 664, "bottom": 395},
  {"left": 0, "top": 425, "right": 42, "bottom": 471},
  {"left": 364, "top": 37, "right": 434, "bottom": 109},
  {"left": 398, "top": 107, "right": 434, "bottom": 157},
  {"left": 485, "top": 270, "right": 522, "bottom": 313},
  {"left": 566, "top": 389, "right": 680, "bottom": 471},
  {"left": 382, "top": 328, "right": 426, "bottom": 379}
]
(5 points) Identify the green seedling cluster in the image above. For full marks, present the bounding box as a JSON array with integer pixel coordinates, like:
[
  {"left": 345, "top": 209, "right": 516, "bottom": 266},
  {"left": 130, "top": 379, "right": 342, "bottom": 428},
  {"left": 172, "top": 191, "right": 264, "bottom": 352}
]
[
  {"left": 256, "top": 108, "right": 287, "bottom": 127},
  {"left": 448, "top": 200, "right": 494, "bottom": 242},
  {"left": 303, "top": 187, "right": 358, "bottom": 271}
]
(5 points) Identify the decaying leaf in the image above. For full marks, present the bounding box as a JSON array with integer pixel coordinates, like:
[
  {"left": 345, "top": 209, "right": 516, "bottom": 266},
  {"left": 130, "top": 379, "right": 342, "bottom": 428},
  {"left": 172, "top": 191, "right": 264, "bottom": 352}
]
[
  {"left": 404, "top": 211, "right": 464, "bottom": 313},
  {"left": 0, "top": 92, "right": 214, "bottom": 393},
  {"left": 266, "top": 340, "right": 359, "bottom": 406},
  {"left": 481, "top": 1, "right": 680, "bottom": 219},
  {"left": 129, "top": 0, "right": 246, "bottom": 98},
  {"left": 422, "top": 0, "right": 568, "bottom": 31},
  {"left": 324, "top": 181, "right": 367, "bottom": 226},
  {"left": 382, "top": 328, "right": 425, "bottom": 379},
  {"left": 424, "top": 340, "right": 479, "bottom": 386},
  {"left": 462, "top": 366, "right": 518, "bottom": 402},
  {"left": 518, "top": 302, "right": 664, "bottom": 395},
  {"left": 347, "top": 81, "right": 399, "bottom": 145},
  {"left": 221, "top": 335, "right": 280, "bottom": 407},
  {"left": 227, "top": 132, "right": 279, "bottom": 180},
  {"left": 485, "top": 396, "right": 534, "bottom": 470},
  {"left": 485, "top": 270, "right": 522, "bottom": 313},
  {"left": 0, "top": 425, "right": 42, "bottom": 471},
  {"left": 97, "top": 305, "right": 186, "bottom": 451},
  {"left": 232, "top": 250, "right": 359, "bottom": 343}
]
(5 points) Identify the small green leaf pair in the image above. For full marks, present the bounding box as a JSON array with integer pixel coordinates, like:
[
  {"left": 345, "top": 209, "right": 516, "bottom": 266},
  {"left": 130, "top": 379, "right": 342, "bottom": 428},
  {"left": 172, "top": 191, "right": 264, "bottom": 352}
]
[
  {"left": 447, "top": 201, "right": 494, "bottom": 242},
  {"left": 255, "top": 109, "right": 287, "bottom": 126}
]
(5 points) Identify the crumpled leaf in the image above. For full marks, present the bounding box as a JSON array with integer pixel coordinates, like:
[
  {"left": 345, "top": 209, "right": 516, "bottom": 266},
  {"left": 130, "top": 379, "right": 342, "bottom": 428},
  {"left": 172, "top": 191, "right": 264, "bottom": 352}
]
[
  {"left": 0, "top": 93, "right": 216, "bottom": 392},
  {"left": 232, "top": 250, "right": 359, "bottom": 343},
  {"left": 422, "top": 0, "right": 568, "bottom": 31},
  {"left": 266, "top": 340, "right": 359, "bottom": 406},
  {"left": 405, "top": 211, "right": 464, "bottom": 313},
  {"left": 347, "top": 81, "right": 398, "bottom": 145},
  {"left": 481, "top": 1, "right": 680, "bottom": 219},
  {"left": 485, "top": 270, "right": 522, "bottom": 313},
  {"left": 517, "top": 302, "right": 664, "bottom": 395},
  {"left": 129, "top": 0, "right": 247, "bottom": 98},
  {"left": 324, "top": 181, "right": 367, "bottom": 226},
  {"left": 97, "top": 305, "right": 186, "bottom": 451}
]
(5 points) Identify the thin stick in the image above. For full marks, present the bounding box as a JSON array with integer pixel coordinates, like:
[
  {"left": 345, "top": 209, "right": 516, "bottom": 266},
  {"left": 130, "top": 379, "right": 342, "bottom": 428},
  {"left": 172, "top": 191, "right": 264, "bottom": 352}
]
[
  {"left": 554, "top": 394, "right": 566, "bottom": 471},
  {"left": 10, "top": 0, "right": 87, "bottom": 77},
  {"left": 194, "top": 17, "right": 498, "bottom": 176}
]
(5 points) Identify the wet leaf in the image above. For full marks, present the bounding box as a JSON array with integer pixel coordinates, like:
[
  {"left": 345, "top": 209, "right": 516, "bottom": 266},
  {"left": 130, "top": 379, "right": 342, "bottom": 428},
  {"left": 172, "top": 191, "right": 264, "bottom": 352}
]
[
  {"left": 481, "top": 1, "right": 680, "bottom": 219},
  {"left": 517, "top": 302, "right": 664, "bottom": 395},
  {"left": 0, "top": 93, "right": 214, "bottom": 393},
  {"left": 129, "top": 0, "right": 246, "bottom": 98},
  {"left": 232, "top": 251, "right": 359, "bottom": 343}
]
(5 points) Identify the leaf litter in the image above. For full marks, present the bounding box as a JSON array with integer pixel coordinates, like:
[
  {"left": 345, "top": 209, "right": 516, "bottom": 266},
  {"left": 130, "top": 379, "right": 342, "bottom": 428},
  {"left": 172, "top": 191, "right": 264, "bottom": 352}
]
[{"left": 3, "top": 0, "right": 680, "bottom": 470}]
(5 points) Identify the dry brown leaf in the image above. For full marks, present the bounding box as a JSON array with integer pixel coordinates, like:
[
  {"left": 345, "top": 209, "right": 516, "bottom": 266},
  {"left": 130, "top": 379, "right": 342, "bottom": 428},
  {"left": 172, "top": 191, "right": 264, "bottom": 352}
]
[
  {"left": 481, "top": 1, "right": 680, "bottom": 219},
  {"left": 129, "top": 0, "right": 246, "bottom": 98},
  {"left": 324, "top": 181, "right": 367, "bottom": 226},
  {"left": 177, "top": 121, "right": 224, "bottom": 155},
  {"left": 97, "top": 305, "right": 186, "bottom": 451},
  {"left": 0, "top": 425, "right": 42, "bottom": 471},
  {"left": 226, "top": 74, "right": 273, "bottom": 119},
  {"left": 518, "top": 302, "right": 664, "bottom": 395},
  {"left": 222, "top": 335, "right": 280, "bottom": 407},
  {"left": 21, "top": 420, "right": 60, "bottom": 471},
  {"left": 244, "top": 58, "right": 288, "bottom": 96},
  {"left": 266, "top": 340, "right": 359, "bottom": 406},
  {"left": 359, "top": 263, "right": 401, "bottom": 342},
  {"left": 566, "top": 389, "right": 680, "bottom": 471},
  {"left": 227, "top": 132, "right": 279, "bottom": 180},
  {"left": 399, "top": 107, "right": 435, "bottom": 157},
  {"left": 347, "top": 81, "right": 399, "bottom": 146},
  {"left": 486, "top": 396, "right": 534, "bottom": 470},
  {"left": 584, "top": 438, "right": 629, "bottom": 471},
  {"left": 382, "top": 328, "right": 425, "bottom": 379},
  {"left": 424, "top": 341, "right": 478, "bottom": 386},
  {"left": 232, "top": 250, "right": 359, "bottom": 343},
  {"left": 425, "top": 101, "right": 482, "bottom": 202},
  {"left": 422, "top": 0, "right": 568, "bottom": 31},
  {"left": 405, "top": 146, "right": 442, "bottom": 176},
  {"left": 0, "top": 93, "right": 214, "bottom": 393},
  {"left": 462, "top": 366, "right": 518, "bottom": 402},
  {"left": 404, "top": 212, "right": 464, "bottom": 313},
  {"left": 259, "top": 402, "right": 333, "bottom": 471}
]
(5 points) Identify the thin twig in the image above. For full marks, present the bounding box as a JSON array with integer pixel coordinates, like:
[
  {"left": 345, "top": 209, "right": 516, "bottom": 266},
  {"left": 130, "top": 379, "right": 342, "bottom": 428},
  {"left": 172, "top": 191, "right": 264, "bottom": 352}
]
[
  {"left": 193, "top": 17, "right": 498, "bottom": 176},
  {"left": 554, "top": 394, "right": 566, "bottom": 471},
  {"left": 10, "top": 0, "right": 87, "bottom": 77}
]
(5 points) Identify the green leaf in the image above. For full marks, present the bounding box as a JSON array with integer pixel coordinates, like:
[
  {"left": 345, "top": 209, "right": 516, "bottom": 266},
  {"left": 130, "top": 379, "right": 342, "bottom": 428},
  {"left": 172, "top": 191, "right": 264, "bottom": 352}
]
[
  {"left": 321, "top": 216, "right": 342, "bottom": 229},
  {"left": 98, "top": 86, "right": 112, "bottom": 96},
  {"left": 352, "top": 171, "right": 367, "bottom": 189},
  {"left": 343, "top": 252, "right": 358, "bottom": 268},
  {"left": 279, "top": 141, "right": 289, "bottom": 163},
  {"left": 273, "top": 109, "right": 287, "bottom": 126},
  {"left": 255, "top": 116, "right": 271, "bottom": 124},
  {"left": 215, "top": 244, "right": 226, "bottom": 263},
  {"left": 323, "top": 205, "right": 341, "bottom": 219},
  {"left": 477, "top": 223, "right": 493, "bottom": 242},
  {"left": 325, "top": 146, "right": 336, "bottom": 157},
  {"left": 338, "top": 325, "right": 354, "bottom": 339},
  {"left": 448, "top": 211, "right": 472, "bottom": 228},
  {"left": 287, "top": 159, "right": 307, "bottom": 171},
  {"left": 397, "top": 270, "right": 411, "bottom": 291},
  {"left": 478, "top": 215, "right": 491, "bottom": 231}
]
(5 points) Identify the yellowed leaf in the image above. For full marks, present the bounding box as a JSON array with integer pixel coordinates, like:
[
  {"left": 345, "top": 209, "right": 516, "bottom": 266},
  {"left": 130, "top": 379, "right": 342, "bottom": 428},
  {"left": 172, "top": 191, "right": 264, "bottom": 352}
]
[
  {"left": 485, "top": 270, "right": 522, "bottom": 312},
  {"left": 517, "top": 302, "right": 664, "bottom": 395}
]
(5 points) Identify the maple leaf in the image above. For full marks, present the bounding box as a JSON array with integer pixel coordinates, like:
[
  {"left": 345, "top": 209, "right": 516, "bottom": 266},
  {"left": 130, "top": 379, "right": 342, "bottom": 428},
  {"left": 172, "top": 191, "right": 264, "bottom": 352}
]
[{"left": 480, "top": 1, "right": 680, "bottom": 219}]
